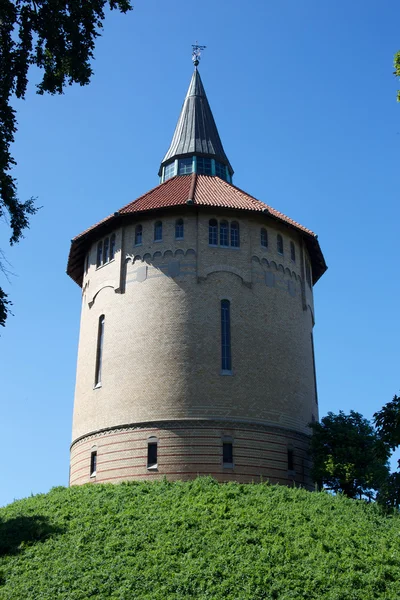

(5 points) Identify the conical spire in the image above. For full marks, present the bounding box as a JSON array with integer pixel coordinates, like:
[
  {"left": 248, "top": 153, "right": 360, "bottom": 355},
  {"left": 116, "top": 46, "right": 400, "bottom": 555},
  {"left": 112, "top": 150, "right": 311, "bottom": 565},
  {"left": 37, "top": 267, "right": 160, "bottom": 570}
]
[{"left": 159, "top": 68, "right": 233, "bottom": 179}]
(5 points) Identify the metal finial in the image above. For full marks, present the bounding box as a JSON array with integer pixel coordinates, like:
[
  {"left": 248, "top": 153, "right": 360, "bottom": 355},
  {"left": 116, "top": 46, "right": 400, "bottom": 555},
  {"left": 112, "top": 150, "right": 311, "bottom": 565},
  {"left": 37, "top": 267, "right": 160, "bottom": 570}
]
[{"left": 192, "top": 43, "right": 206, "bottom": 67}]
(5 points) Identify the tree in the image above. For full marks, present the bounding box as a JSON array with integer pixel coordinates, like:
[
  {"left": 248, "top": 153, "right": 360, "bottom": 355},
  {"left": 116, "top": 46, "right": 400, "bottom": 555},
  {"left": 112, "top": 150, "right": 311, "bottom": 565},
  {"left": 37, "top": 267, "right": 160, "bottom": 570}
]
[
  {"left": 374, "top": 395, "right": 400, "bottom": 454},
  {"left": 0, "top": 0, "right": 132, "bottom": 327},
  {"left": 395, "top": 52, "right": 400, "bottom": 102},
  {"left": 309, "top": 411, "right": 390, "bottom": 500}
]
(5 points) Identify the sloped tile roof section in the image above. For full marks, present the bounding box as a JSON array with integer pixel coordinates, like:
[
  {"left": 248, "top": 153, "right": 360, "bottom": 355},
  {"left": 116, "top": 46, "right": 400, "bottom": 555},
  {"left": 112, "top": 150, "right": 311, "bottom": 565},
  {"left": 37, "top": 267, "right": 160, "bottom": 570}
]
[
  {"left": 159, "top": 69, "right": 233, "bottom": 176},
  {"left": 67, "top": 175, "right": 327, "bottom": 287}
]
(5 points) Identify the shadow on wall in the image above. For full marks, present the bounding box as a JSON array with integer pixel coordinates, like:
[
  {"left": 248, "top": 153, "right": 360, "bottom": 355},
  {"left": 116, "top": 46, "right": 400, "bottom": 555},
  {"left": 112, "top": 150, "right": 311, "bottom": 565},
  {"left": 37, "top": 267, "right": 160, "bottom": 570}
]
[{"left": 0, "top": 515, "right": 64, "bottom": 556}]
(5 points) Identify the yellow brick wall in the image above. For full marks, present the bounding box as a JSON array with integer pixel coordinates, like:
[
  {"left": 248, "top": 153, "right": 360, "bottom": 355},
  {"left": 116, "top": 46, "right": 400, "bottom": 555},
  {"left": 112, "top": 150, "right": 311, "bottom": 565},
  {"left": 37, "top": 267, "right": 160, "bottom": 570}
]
[{"left": 71, "top": 209, "right": 318, "bottom": 485}]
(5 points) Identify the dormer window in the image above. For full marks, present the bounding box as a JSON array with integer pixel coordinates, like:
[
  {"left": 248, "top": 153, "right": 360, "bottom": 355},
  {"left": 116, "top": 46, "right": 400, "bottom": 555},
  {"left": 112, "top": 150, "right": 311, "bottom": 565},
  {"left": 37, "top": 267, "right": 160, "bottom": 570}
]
[{"left": 178, "top": 158, "right": 193, "bottom": 175}]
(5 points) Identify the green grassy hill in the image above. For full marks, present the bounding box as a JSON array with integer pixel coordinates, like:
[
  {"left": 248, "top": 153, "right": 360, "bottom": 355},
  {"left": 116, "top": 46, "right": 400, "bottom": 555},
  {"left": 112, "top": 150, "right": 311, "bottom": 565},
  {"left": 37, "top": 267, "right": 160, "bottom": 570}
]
[{"left": 0, "top": 478, "right": 399, "bottom": 599}]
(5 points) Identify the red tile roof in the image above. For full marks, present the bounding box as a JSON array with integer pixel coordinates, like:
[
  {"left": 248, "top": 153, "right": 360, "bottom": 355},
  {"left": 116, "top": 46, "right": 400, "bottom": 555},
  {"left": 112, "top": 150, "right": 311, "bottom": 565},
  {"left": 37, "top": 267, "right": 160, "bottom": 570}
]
[{"left": 67, "top": 174, "right": 326, "bottom": 286}]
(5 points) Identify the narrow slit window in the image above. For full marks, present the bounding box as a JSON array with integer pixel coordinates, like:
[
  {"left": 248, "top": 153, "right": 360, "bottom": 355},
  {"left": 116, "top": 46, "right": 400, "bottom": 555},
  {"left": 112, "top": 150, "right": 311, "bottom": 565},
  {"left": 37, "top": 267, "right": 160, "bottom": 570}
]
[
  {"left": 85, "top": 254, "right": 89, "bottom": 275},
  {"left": 103, "top": 237, "right": 110, "bottom": 264},
  {"left": 135, "top": 224, "right": 143, "bottom": 246},
  {"left": 221, "top": 300, "right": 232, "bottom": 372},
  {"left": 154, "top": 221, "right": 162, "bottom": 241},
  {"left": 96, "top": 242, "right": 103, "bottom": 268},
  {"left": 175, "top": 219, "right": 184, "bottom": 240},
  {"left": 220, "top": 221, "right": 229, "bottom": 247},
  {"left": 147, "top": 440, "right": 158, "bottom": 468},
  {"left": 90, "top": 451, "right": 97, "bottom": 476},
  {"left": 223, "top": 442, "right": 233, "bottom": 465},
  {"left": 305, "top": 261, "right": 312, "bottom": 288},
  {"left": 261, "top": 228, "right": 268, "bottom": 248},
  {"left": 209, "top": 219, "right": 218, "bottom": 246},
  {"left": 287, "top": 448, "right": 294, "bottom": 471},
  {"left": 277, "top": 234, "right": 284, "bottom": 255},
  {"left": 311, "top": 333, "right": 318, "bottom": 405},
  {"left": 110, "top": 234, "right": 116, "bottom": 261},
  {"left": 230, "top": 222, "right": 240, "bottom": 248},
  {"left": 290, "top": 241, "right": 296, "bottom": 262},
  {"left": 94, "top": 315, "right": 105, "bottom": 387}
]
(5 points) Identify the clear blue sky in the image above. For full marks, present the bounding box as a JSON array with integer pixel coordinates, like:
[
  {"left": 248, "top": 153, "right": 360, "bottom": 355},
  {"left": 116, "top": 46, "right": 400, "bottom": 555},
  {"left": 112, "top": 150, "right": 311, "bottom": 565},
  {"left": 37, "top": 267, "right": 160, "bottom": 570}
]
[{"left": 1, "top": 0, "right": 399, "bottom": 507}]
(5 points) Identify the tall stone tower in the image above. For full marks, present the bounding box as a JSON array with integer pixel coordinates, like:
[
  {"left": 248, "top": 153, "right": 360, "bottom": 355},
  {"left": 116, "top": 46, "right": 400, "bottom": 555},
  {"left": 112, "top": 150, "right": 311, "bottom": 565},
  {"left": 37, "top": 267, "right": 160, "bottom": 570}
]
[{"left": 67, "top": 59, "right": 327, "bottom": 489}]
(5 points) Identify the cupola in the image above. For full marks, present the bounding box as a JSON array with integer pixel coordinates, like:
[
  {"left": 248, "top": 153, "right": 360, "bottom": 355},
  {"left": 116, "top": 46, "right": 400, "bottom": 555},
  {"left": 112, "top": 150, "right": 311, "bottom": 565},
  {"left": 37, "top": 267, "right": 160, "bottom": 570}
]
[{"left": 159, "top": 51, "right": 233, "bottom": 183}]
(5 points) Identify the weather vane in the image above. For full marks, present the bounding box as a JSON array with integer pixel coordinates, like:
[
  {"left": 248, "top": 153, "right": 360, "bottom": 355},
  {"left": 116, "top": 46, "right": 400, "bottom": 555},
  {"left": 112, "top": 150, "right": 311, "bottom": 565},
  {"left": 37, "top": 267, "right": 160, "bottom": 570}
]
[{"left": 192, "top": 43, "right": 206, "bottom": 67}]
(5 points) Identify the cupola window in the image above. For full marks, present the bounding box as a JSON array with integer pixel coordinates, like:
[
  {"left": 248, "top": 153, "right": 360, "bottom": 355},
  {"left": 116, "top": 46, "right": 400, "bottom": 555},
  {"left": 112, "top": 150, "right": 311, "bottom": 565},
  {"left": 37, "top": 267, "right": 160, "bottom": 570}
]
[
  {"left": 215, "top": 162, "right": 227, "bottom": 181},
  {"left": 197, "top": 157, "right": 212, "bottom": 175},
  {"left": 261, "top": 228, "right": 268, "bottom": 248},
  {"left": 230, "top": 222, "right": 240, "bottom": 248},
  {"left": 164, "top": 162, "right": 176, "bottom": 181},
  {"left": 209, "top": 219, "right": 218, "bottom": 246},
  {"left": 135, "top": 224, "right": 143, "bottom": 246},
  {"left": 154, "top": 221, "right": 163, "bottom": 241},
  {"left": 175, "top": 219, "right": 184, "bottom": 240},
  {"left": 277, "top": 234, "right": 284, "bottom": 255},
  {"left": 178, "top": 158, "right": 193, "bottom": 175},
  {"left": 220, "top": 221, "right": 229, "bottom": 247}
]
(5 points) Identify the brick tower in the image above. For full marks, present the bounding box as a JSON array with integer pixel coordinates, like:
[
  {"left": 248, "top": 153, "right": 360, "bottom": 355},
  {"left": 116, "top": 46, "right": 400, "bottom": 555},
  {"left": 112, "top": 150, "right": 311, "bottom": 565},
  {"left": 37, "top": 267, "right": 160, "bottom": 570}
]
[{"left": 67, "top": 54, "right": 327, "bottom": 488}]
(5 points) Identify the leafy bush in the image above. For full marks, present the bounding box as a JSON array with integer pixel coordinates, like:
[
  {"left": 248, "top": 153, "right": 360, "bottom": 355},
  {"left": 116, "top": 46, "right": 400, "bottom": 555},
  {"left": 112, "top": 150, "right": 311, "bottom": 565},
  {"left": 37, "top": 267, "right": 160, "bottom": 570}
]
[{"left": 0, "top": 479, "right": 399, "bottom": 599}]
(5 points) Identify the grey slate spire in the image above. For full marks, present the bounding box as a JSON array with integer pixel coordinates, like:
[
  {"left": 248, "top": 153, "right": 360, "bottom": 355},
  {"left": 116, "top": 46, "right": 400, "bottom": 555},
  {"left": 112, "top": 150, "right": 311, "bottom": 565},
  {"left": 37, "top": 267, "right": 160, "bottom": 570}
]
[{"left": 159, "top": 68, "right": 233, "bottom": 177}]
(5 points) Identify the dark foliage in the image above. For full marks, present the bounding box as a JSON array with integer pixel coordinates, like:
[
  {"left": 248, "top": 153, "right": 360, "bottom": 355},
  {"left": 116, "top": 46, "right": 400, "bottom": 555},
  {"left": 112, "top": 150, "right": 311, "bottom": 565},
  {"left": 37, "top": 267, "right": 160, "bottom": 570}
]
[
  {"left": 374, "top": 395, "right": 400, "bottom": 453},
  {"left": 309, "top": 411, "right": 390, "bottom": 500},
  {"left": 0, "top": 0, "right": 132, "bottom": 326},
  {"left": 0, "top": 515, "right": 63, "bottom": 555}
]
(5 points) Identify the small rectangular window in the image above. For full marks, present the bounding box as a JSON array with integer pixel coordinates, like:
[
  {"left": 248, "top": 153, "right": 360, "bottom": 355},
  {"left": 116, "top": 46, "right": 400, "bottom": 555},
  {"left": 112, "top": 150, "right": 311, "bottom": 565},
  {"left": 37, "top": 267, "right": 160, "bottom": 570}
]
[
  {"left": 197, "top": 157, "right": 212, "bottom": 175},
  {"left": 147, "top": 442, "right": 158, "bottom": 468},
  {"left": 223, "top": 442, "right": 233, "bottom": 466},
  {"left": 287, "top": 449, "right": 294, "bottom": 471},
  {"left": 90, "top": 451, "right": 97, "bottom": 476}
]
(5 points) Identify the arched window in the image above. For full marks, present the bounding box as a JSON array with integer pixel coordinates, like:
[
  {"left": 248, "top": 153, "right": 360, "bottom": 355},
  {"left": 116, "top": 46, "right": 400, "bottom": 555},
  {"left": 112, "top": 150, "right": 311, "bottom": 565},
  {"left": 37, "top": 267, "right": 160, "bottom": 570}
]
[
  {"left": 96, "top": 242, "right": 103, "bottom": 268},
  {"left": 103, "top": 237, "right": 110, "bottom": 264},
  {"left": 94, "top": 315, "right": 105, "bottom": 387},
  {"left": 290, "top": 241, "right": 295, "bottom": 262},
  {"left": 154, "top": 221, "right": 162, "bottom": 241},
  {"left": 221, "top": 300, "right": 232, "bottom": 372},
  {"left": 147, "top": 436, "right": 158, "bottom": 469},
  {"left": 277, "top": 234, "right": 284, "bottom": 255},
  {"left": 135, "top": 224, "right": 143, "bottom": 246},
  {"left": 209, "top": 219, "right": 218, "bottom": 246},
  {"left": 175, "top": 218, "right": 184, "bottom": 240},
  {"left": 220, "top": 221, "right": 229, "bottom": 247},
  {"left": 230, "top": 222, "right": 240, "bottom": 247},
  {"left": 110, "top": 234, "right": 116, "bottom": 261},
  {"left": 261, "top": 228, "right": 268, "bottom": 248}
]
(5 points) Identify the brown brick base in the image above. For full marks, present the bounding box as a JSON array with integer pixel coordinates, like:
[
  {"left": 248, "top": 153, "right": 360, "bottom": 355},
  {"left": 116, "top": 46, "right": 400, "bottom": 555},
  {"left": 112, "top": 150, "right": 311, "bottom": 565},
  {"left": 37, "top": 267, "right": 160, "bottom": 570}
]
[{"left": 70, "top": 420, "right": 314, "bottom": 490}]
